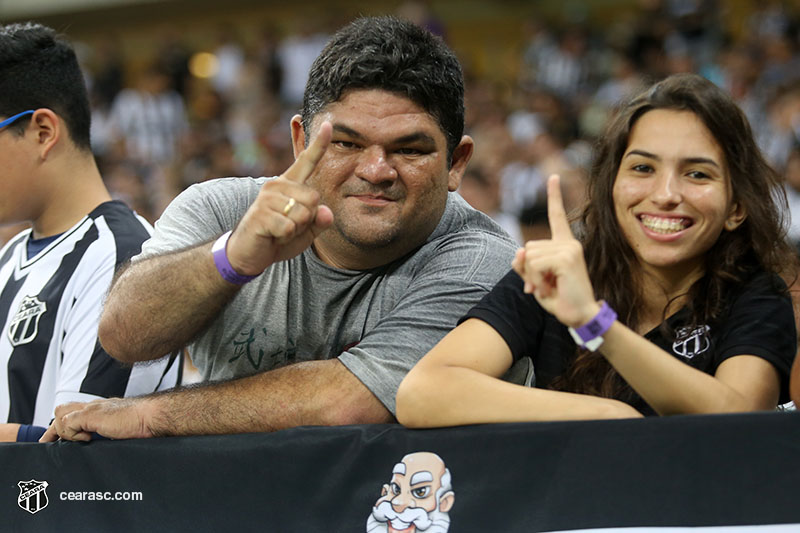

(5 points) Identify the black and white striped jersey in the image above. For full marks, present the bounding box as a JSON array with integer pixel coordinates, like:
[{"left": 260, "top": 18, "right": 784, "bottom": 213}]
[{"left": 0, "top": 201, "right": 181, "bottom": 426}]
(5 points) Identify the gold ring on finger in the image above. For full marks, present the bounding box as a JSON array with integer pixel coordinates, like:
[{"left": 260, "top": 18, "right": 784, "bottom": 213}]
[{"left": 282, "top": 197, "right": 296, "bottom": 216}]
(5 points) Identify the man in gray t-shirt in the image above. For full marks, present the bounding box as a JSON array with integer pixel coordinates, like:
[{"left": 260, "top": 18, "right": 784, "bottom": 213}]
[{"left": 42, "top": 16, "right": 517, "bottom": 442}]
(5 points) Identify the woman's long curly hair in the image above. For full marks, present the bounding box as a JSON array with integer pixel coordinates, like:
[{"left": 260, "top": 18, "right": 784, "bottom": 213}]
[{"left": 552, "top": 73, "right": 797, "bottom": 400}]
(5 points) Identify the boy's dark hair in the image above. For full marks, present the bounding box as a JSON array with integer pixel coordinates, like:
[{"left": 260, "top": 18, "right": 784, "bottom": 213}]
[
  {"left": 301, "top": 16, "right": 464, "bottom": 162},
  {"left": 0, "top": 22, "right": 92, "bottom": 151}
]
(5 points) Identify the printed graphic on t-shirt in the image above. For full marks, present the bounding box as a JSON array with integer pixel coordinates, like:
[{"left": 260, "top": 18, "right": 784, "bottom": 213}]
[
  {"left": 229, "top": 328, "right": 297, "bottom": 370},
  {"left": 672, "top": 325, "right": 711, "bottom": 360}
]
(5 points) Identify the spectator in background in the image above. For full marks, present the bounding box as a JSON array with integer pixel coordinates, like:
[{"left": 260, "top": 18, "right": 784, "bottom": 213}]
[
  {"left": 626, "top": 0, "right": 672, "bottom": 81},
  {"left": 591, "top": 53, "right": 643, "bottom": 109},
  {"left": 499, "top": 100, "right": 546, "bottom": 218},
  {"left": 518, "top": 201, "right": 550, "bottom": 243},
  {"left": 749, "top": 0, "right": 794, "bottom": 42},
  {"left": 104, "top": 161, "right": 158, "bottom": 223},
  {"left": 276, "top": 20, "right": 329, "bottom": 106},
  {"left": 718, "top": 43, "right": 765, "bottom": 133},
  {"left": 154, "top": 28, "right": 192, "bottom": 98},
  {"left": 760, "top": 83, "right": 800, "bottom": 171},
  {"left": 782, "top": 146, "right": 800, "bottom": 252},
  {"left": 107, "top": 60, "right": 190, "bottom": 216},
  {"left": 255, "top": 23, "right": 283, "bottom": 99},
  {"left": 532, "top": 27, "right": 591, "bottom": 101},
  {"left": 108, "top": 61, "right": 189, "bottom": 168},
  {"left": 210, "top": 26, "right": 245, "bottom": 99},
  {"left": 661, "top": 0, "right": 723, "bottom": 76},
  {"left": 518, "top": 19, "right": 557, "bottom": 91},
  {"left": 84, "top": 36, "right": 124, "bottom": 161},
  {"left": 0, "top": 22, "right": 181, "bottom": 442},
  {"left": 500, "top": 87, "right": 580, "bottom": 221},
  {"left": 458, "top": 166, "right": 523, "bottom": 244}
]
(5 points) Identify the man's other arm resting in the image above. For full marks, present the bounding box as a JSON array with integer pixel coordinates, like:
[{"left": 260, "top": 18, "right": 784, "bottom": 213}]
[
  {"left": 42, "top": 359, "right": 392, "bottom": 441},
  {"left": 98, "top": 243, "right": 239, "bottom": 363}
]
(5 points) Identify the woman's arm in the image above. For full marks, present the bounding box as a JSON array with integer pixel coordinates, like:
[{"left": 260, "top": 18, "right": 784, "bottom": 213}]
[
  {"left": 396, "top": 318, "right": 641, "bottom": 428},
  {"left": 791, "top": 354, "right": 800, "bottom": 407},
  {"left": 599, "top": 323, "right": 780, "bottom": 415}
]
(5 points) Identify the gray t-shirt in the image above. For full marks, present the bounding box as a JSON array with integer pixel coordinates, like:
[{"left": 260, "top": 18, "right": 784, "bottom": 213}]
[{"left": 139, "top": 177, "right": 517, "bottom": 414}]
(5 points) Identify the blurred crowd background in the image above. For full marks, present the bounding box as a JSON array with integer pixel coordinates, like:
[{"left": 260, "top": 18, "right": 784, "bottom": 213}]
[{"left": 1, "top": 0, "right": 800, "bottom": 250}]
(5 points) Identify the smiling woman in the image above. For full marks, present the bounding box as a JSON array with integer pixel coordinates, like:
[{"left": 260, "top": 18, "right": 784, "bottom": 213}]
[
  {"left": 396, "top": 73, "right": 799, "bottom": 426},
  {"left": 612, "top": 109, "right": 746, "bottom": 287}
]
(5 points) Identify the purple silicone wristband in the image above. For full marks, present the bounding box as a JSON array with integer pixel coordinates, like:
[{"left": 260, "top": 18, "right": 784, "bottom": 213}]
[
  {"left": 574, "top": 301, "right": 617, "bottom": 343},
  {"left": 212, "top": 231, "right": 257, "bottom": 285}
]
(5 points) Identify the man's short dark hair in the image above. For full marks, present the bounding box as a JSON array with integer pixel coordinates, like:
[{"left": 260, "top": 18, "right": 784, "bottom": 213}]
[
  {"left": 0, "top": 22, "right": 92, "bottom": 151},
  {"left": 301, "top": 16, "right": 465, "bottom": 161}
]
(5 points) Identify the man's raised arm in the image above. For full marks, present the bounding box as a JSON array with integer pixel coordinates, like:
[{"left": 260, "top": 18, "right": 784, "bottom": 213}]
[
  {"left": 98, "top": 122, "right": 334, "bottom": 363},
  {"left": 97, "top": 243, "right": 238, "bottom": 363}
]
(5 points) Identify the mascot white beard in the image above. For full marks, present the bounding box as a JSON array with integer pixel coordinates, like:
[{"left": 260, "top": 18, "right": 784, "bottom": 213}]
[{"left": 366, "top": 497, "right": 451, "bottom": 533}]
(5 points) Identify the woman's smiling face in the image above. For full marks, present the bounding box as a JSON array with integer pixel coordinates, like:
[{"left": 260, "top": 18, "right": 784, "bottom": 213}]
[{"left": 612, "top": 109, "right": 746, "bottom": 281}]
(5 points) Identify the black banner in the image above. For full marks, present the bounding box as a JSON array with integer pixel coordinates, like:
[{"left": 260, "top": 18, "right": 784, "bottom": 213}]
[{"left": 2, "top": 411, "right": 799, "bottom": 532}]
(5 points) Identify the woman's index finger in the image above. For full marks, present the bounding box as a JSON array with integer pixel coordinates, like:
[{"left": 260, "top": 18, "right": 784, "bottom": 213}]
[{"left": 546, "top": 174, "right": 574, "bottom": 241}]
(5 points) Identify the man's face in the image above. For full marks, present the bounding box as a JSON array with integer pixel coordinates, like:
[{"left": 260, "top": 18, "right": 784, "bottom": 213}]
[{"left": 292, "top": 89, "right": 471, "bottom": 269}]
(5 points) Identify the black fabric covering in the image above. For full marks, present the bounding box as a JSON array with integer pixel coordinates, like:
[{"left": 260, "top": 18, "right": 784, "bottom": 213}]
[{"left": 2, "top": 412, "right": 799, "bottom": 532}]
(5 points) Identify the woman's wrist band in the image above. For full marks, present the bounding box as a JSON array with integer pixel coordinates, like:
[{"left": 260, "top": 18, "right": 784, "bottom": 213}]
[
  {"left": 568, "top": 300, "right": 617, "bottom": 352},
  {"left": 212, "top": 231, "right": 258, "bottom": 285}
]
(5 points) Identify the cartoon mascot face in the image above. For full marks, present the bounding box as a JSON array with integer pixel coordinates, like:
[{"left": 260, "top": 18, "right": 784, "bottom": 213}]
[{"left": 367, "top": 452, "right": 454, "bottom": 533}]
